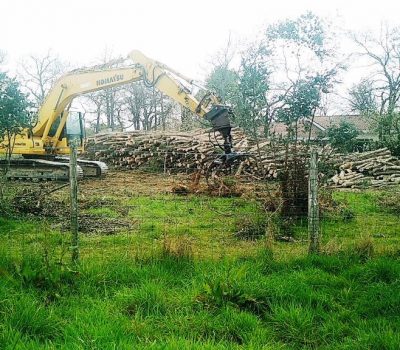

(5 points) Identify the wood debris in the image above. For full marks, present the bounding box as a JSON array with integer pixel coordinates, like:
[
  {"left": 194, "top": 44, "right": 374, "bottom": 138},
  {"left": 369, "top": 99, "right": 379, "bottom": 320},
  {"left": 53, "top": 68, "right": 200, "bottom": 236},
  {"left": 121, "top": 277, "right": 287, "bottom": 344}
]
[{"left": 329, "top": 148, "right": 400, "bottom": 188}]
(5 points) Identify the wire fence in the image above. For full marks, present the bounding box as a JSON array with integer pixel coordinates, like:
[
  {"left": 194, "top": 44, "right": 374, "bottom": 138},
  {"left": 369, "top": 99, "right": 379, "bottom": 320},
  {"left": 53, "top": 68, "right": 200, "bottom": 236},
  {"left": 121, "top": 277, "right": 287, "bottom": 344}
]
[{"left": 2, "top": 145, "right": 399, "bottom": 267}]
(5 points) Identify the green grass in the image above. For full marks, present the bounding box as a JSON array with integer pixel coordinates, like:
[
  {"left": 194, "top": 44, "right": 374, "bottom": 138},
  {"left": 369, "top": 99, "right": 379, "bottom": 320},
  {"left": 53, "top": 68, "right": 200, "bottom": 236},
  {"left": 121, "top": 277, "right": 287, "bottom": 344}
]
[
  {"left": 0, "top": 250, "right": 399, "bottom": 349},
  {"left": 85, "top": 207, "right": 119, "bottom": 218},
  {"left": 289, "top": 190, "right": 400, "bottom": 253},
  {"left": 0, "top": 188, "right": 399, "bottom": 349}
]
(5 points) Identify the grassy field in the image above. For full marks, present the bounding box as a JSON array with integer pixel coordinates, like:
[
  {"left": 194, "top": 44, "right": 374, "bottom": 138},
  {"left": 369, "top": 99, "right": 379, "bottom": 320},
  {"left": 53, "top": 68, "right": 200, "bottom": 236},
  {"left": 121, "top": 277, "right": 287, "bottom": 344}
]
[{"left": 0, "top": 173, "right": 399, "bottom": 349}]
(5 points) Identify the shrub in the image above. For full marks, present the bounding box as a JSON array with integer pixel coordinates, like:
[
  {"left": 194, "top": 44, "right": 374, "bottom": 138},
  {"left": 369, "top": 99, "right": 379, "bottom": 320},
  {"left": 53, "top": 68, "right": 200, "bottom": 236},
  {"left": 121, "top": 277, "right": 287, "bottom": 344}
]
[
  {"left": 326, "top": 121, "right": 360, "bottom": 153},
  {"left": 280, "top": 156, "right": 308, "bottom": 221}
]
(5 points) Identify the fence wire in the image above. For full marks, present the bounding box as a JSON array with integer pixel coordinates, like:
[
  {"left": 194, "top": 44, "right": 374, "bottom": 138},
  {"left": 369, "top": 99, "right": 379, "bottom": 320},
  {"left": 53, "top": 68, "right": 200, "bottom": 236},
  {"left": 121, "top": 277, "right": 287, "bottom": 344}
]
[{"left": 2, "top": 148, "right": 399, "bottom": 266}]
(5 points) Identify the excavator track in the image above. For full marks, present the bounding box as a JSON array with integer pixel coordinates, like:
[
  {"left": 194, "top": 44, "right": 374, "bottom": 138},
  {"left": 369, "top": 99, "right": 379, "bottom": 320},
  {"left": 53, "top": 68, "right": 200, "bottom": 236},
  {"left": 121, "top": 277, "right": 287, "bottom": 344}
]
[
  {"left": 0, "top": 159, "right": 84, "bottom": 181},
  {"left": 55, "top": 157, "right": 108, "bottom": 177}
]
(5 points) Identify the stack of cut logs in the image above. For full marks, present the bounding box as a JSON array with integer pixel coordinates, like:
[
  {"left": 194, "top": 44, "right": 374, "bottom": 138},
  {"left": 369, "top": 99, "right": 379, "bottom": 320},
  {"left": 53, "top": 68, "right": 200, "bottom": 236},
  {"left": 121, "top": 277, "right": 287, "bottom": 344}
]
[
  {"left": 84, "top": 129, "right": 302, "bottom": 179},
  {"left": 84, "top": 129, "right": 400, "bottom": 188},
  {"left": 85, "top": 128, "right": 248, "bottom": 172},
  {"left": 329, "top": 148, "right": 400, "bottom": 188}
]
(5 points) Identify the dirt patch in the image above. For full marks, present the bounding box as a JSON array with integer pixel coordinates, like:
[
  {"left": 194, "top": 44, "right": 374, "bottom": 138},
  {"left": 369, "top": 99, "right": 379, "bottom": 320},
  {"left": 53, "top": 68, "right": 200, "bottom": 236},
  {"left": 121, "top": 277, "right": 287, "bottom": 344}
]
[
  {"left": 7, "top": 170, "right": 269, "bottom": 235},
  {"left": 12, "top": 184, "right": 68, "bottom": 217},
  {"left": 79, "top": 170, "right": 182, "bottom": 197},
  {"left": 9, "top": 176, "right": 136, "bottom": 235},
  {"left": 171, "top": 171, "right": 259, "bottom": 198},
  {"left": 60, "top": 214, "right": 134, "bottom": 235}
]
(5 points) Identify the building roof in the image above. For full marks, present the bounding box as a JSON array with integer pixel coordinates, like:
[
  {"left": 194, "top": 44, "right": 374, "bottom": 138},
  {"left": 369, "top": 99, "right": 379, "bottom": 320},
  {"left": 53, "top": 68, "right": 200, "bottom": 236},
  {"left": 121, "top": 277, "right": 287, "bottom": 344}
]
[
  {"left": 269, "top": 115, "right": 374, "bottom": 140},
  {"left": 305, "top": 115, "right": 370, "bottom": 132}
]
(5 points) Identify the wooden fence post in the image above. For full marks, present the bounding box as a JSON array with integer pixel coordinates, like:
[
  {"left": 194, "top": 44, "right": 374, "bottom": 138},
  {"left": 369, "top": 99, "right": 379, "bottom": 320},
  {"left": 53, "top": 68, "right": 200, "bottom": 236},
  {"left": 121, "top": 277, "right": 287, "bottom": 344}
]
[
  {"left": 70, "top": 138, "right": 79, "bottom": 263},
  {"left": 308, "top": 148, "right": 320, "bottom": 254}
]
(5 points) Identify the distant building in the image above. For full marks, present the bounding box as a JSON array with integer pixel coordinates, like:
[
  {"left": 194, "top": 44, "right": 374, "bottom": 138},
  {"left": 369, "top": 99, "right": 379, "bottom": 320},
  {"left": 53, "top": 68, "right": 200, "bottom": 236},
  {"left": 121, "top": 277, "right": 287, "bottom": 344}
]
[{"left": 269, "top": 115, "right": 377, "bottom": 142}]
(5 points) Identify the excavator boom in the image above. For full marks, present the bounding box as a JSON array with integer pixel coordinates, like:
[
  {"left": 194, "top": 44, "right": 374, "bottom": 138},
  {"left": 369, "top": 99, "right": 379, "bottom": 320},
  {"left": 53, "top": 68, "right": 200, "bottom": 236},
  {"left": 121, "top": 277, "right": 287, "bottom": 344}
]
[{"left": 0, "top": 50, "right": 233, "bottom": 180}]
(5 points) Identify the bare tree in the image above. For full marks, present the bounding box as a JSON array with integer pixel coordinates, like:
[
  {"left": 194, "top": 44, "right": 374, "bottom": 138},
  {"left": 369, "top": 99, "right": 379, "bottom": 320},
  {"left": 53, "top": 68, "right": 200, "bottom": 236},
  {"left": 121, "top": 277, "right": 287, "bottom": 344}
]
[
  {"left": 82, "top": 93, "right": 104, "bottom": 134},
  {"left": 123, "top": 83, "right": 145, "bottom": 130},
  {"left": 265, "top": 12, "right": 343, "bottom": 143},
  {"left": 123, "top": 82, "right": 175, "bottom": 131},
  {"left": 102, "top": 87, "right": 124, "bottom": 130},
  {"left": 158, "top": 91, "right": 174, "bottom": 131},
  {"left": 80, "top": 47, "right": 177, "bottom": 133},
  {"left": 352, "top": 24, "right": 400, "bottom": 142},
  {"left": 18, "top": 51, "right": 68, "bottom": 107},
  {"left": 84, "top": 48, "right": 127, "bottom": 132}
]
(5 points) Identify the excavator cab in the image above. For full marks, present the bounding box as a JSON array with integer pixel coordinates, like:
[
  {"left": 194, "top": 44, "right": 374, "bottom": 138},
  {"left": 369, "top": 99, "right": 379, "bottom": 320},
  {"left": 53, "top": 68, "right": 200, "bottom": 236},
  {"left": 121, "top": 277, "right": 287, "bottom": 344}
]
[{"left": 66, "top": 111, "right": 84, "bottom": 145}]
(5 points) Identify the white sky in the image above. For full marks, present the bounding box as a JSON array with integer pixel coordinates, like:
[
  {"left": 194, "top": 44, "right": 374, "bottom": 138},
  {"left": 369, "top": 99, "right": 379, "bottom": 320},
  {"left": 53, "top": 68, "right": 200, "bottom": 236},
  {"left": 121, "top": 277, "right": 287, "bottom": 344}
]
[{"left": 1, "top": 0, "right": 400, "bottom": 81}]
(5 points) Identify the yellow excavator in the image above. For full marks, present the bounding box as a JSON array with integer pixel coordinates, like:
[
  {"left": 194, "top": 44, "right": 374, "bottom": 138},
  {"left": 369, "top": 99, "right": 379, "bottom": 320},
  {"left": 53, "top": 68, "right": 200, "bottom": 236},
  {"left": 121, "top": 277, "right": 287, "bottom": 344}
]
[{"left": 0, "top": 50, "right": 234, "bottom": 180}]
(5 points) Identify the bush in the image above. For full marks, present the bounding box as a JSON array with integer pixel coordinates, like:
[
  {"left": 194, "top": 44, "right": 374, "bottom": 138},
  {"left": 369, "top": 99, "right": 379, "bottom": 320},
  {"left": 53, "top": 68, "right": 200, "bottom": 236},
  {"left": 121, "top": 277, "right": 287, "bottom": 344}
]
[
  {"left": 280, "top": 156, "right": 308, "bottom": 220},
  {"left": 326, "top": 121, "right": 360, "bottom": 153}
]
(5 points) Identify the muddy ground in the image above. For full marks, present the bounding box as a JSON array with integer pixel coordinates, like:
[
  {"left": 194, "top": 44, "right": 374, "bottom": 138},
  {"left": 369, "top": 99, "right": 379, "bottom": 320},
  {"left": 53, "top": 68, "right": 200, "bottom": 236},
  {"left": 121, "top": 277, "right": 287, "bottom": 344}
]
[
  {"left": 7, "top": 170, "right": 264, "bottom": 235},
  {"left": 6, "top": 171, "right": 187, "bottom": 233}
]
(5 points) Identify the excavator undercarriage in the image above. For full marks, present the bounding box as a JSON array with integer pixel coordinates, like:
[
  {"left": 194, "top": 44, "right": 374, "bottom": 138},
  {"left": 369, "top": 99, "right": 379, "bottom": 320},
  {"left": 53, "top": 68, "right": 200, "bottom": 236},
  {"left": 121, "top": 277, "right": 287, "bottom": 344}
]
[
  {"left": 1, "top": 159, "right": 82, "bottom": 181},
  {"left": 0, "top": 157, "right": 107, "bottom": 181},
  {"left": 1, "top": 49, "right": 238, "bottom": 182}
]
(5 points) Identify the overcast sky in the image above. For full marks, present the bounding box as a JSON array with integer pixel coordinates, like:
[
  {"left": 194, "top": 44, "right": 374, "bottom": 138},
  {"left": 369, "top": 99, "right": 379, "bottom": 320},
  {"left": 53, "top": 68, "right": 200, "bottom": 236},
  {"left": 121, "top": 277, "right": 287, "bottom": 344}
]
[{"left": 1, "top": 0, "right": 400, "bottom": 81}]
